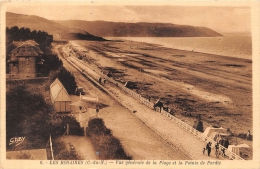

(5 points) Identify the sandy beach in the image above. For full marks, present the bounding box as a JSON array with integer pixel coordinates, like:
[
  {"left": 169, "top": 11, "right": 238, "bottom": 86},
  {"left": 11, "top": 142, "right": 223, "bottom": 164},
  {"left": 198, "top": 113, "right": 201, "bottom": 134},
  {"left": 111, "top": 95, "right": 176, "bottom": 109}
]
[{"left": 66, "top": 39, "right": 252, "bottom": 145}]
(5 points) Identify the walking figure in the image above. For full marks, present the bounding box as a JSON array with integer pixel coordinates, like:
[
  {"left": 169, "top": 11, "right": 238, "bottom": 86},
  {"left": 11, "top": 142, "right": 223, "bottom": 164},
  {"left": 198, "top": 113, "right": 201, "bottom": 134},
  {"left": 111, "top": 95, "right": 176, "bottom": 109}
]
[
  {"left": 246, "top": 130, "right": 251, "bottom": 140},
  {"left": 206, "top": 142, "right": 212, "bottom": 156},
  {"left": 215, "top": 143, "right": 220, "bottom": 158},
  {"left": 153, "top": 98, "right": 163, "bottom": 113},
  {"left": 98, "top": 77, "right": 102, "bottom": 84}
]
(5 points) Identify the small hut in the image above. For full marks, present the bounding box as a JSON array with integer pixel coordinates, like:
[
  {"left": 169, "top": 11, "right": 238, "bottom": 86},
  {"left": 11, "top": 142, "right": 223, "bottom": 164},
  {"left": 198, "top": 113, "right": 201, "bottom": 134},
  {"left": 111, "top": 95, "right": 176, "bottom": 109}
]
[{"left": 50, "top": 78, "right": 71, "bottom": 113}]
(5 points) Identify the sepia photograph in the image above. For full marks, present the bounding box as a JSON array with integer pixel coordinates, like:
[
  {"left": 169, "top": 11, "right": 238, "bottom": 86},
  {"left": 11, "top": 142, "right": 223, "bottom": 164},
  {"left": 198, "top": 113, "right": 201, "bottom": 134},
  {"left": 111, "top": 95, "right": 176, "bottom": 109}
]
[{"left": 0, "top": 0, "right": 259, "bottom": 168}]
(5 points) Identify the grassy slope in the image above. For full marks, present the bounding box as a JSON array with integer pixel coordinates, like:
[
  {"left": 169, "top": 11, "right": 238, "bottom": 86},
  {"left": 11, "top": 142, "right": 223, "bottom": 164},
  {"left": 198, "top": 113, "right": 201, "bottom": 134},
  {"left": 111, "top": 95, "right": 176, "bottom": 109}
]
[
  {"left": 54, "top": 20, "right": 222, "bottom": 37},
  {"left": 6, "top": 12, "right": 104, "bottom": 41}
]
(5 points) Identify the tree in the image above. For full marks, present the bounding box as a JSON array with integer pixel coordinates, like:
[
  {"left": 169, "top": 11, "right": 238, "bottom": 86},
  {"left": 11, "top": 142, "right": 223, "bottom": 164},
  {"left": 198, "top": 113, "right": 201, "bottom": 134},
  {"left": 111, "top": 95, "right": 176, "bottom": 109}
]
[
  {"left": 6, "top": 84, "right": 60, "bottom": 150},
  {"left": 49, "top": 67, "right": 77, "bottom": 94}
]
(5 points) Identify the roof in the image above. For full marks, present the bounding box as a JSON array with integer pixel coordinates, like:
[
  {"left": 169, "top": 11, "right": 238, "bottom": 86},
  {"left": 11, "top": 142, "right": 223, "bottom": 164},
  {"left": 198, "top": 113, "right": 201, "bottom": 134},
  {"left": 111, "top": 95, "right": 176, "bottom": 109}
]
[
  {"left": 203, "top": 127, "right": 227, "bottom": 137},
  {"left": 50, "top": 78, "right": 71, "bottom": 102},
  {"left": 8, "top": 40, "right": 39, "bottom": 49},
  {"left": 8, "top": 42, "right": 43, "bottom": 62},
  {"left": 25, "top": 40, "right": 39, "bottom": 46},
  {"left": 9, "top": 41, "right": 24, "bottom": 48}
]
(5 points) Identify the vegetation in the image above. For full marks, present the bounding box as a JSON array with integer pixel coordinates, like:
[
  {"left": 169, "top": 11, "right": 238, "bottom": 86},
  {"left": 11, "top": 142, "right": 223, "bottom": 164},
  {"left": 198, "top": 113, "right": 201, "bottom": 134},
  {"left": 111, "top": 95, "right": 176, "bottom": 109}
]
[
  {"left": 6, "top": 26, "right": 62, "bottom": 75},
  {"left": 6, "top": 26, "right": 53, "bottom": 52},
  {"left": 86, "top": 118, "right": 132, "bottom": 160},
  {"left": 6, "top": 26, "right": 76, "bottom": 93},
  {"left": 49, "top": 67, "right": 77, "bottom": 94},
  {"left": 41, "top": 54, "right": 63, "bottom": 76},
  {"left": 6, "top": 83, "right": 79, "bottom": 150},
  {"left": 52, "top": 140, "right": 82, "bottom": 160}
]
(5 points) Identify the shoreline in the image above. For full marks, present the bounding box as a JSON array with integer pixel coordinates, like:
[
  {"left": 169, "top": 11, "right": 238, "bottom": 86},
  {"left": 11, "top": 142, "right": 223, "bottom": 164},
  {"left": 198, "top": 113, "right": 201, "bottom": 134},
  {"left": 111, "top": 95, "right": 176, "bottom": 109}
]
[{"left": 105, "top": 37, "right": 252, "bottom": 60}]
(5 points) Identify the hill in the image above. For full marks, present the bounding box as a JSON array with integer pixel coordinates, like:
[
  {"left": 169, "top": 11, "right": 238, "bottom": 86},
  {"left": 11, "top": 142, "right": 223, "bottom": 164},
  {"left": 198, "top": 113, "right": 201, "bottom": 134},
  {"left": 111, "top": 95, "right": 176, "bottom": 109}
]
[
  {"left": 6, "top": 12, "right": 105, "bottom": 41},
  {"left": 54, "top": 20, "right": 222, "bottom": 37}
]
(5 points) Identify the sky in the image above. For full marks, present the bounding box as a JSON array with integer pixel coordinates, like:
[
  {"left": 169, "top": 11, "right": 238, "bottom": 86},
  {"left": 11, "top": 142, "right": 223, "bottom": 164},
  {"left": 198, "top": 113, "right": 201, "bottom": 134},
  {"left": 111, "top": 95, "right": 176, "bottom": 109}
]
[{"left": 6, "top": 3, "right": 251, "bottom": 33}]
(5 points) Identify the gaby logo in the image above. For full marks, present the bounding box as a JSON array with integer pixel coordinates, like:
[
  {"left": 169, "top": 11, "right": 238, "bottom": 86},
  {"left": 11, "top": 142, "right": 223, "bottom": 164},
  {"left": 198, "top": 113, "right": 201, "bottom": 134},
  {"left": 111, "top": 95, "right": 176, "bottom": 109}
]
[{"left": 9, "top": 137, "right": 26, "bottom": 146}]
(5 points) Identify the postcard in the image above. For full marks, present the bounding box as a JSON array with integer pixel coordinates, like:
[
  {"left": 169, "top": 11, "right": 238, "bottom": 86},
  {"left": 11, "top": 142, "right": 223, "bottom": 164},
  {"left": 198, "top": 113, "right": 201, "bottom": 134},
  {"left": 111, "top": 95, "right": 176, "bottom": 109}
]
[{"left": 0, "top": 0, "right": 259, "bottom": 168}]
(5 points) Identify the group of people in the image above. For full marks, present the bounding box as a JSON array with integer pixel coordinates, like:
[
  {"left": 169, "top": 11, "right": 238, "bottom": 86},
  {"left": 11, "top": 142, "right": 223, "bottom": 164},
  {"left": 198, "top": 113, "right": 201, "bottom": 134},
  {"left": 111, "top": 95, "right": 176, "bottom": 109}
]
[
  {"left": 203, "top": 142, "right": 226, "bottom": 158},
  {"left": 98, "top": 77, "right": 106, "bottom": 85}
]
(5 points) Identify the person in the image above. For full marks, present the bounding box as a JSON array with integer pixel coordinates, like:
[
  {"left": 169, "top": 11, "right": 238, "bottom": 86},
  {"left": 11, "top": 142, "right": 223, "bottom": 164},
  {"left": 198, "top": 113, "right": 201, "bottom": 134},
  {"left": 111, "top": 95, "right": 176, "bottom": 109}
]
[
  {"left": 98, "top": 77, "right": 102, "bottom": 84},
  {"left": 246, "top": 130, "right": 251, "bottom": 140},
  {"left": 203, "top": 147, "right": 206, "bottom": 155},
  {"left": 215, "top": 143, "right": 220, "bottom": 158},
  {"left": 221, "top": 147, "right": 226, "bottom": 157},
  {"left": 206, "top": 142, "right": 212, "bottom": 156}
]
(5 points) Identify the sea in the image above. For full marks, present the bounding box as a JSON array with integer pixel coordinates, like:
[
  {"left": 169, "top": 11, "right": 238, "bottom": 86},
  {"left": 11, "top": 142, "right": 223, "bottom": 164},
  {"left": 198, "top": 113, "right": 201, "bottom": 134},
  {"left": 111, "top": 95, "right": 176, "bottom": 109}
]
[{"left": 106, "top": 34, "right": 252, "bottom": 60}]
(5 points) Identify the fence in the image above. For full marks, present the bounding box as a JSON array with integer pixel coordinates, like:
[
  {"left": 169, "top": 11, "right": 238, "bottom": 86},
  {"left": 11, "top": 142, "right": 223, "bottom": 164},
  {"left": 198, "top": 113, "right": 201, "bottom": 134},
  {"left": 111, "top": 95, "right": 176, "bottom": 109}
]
[{"left": 60, "top": 46, "right": 244, "bottom": 160}]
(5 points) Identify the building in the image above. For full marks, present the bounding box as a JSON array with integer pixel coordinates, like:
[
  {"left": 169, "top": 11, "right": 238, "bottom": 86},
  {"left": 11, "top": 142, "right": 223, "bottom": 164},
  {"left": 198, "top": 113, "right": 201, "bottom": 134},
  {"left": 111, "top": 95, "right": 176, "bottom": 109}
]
[
  {"left": 7, "top": 40, "right": 43, "bottom": 79},
  {"left": 50, "top": 78, "right": 71, "bottom": 113}
]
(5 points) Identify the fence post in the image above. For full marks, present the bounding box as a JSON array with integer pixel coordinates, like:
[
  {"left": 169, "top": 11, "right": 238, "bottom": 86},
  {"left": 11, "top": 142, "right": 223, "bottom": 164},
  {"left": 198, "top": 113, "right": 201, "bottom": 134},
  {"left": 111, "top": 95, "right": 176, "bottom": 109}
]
[
  {"left": 67, "top": 124, "right": 69, "bottom": 135},
  {"left": 50, "top": 134, "right": 54, "bottom": 160}
]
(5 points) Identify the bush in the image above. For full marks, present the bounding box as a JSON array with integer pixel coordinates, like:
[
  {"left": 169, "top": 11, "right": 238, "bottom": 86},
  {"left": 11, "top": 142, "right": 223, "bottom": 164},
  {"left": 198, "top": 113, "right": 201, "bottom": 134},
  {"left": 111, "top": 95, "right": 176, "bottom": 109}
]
[
  {"left": 51, "top": 115, "right": 83, "bottom": 136},
  {"left": 86, "top": 118, "right": 109, "bottom": 135},
  {"left": 6, "top": 84, "right": 56, "bottom": 150},
  {"left": 6, "top": 83, "right": 78, "bottom": 150},
  {"left": 86, "top": 118, "right": 132, "bottom": 160},
  {"left": 41, "top": 54, "right": 63, "bottom": 76},
  {"left": 52, "top": 140, "right": 82, "bottom": 160},
  {"left": 49, "top": 67, "right": 77, "bottom": 94}
]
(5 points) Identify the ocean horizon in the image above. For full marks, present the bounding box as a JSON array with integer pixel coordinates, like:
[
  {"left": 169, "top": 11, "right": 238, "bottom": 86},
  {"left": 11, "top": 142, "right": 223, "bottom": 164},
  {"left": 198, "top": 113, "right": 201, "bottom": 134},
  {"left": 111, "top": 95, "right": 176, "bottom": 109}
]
[{"left": 106, "top": 35, "right": 252, "bottom": 60}]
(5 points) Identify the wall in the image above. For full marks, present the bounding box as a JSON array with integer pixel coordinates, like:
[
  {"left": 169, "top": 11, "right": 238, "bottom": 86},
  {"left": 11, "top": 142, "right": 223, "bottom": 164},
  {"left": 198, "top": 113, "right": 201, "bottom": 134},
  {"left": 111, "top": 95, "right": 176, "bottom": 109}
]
[
  {"left": 18, "top": 57, "right": 36, "bottom": 79},
  {"left": 9, "top": 62, "right": 19, "bottom": 79}
]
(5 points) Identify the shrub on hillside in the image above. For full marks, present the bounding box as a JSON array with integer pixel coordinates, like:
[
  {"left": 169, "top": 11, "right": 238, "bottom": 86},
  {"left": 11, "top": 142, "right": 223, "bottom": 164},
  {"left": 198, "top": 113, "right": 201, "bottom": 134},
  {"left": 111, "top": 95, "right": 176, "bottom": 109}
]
[
  {"left": 6, "top": 84, "right": 57, "bottom": 149},
  {"left": 49, "top": 67, "right": 77, "bottom": 94},
  {"left": 41, "top": 54, "right": 63, "bottom": 76},
  {"left": 86, "top": 118, "right": 132, "bottom": 160},
  {"left": 6, "top": 26, "right": 53, "bottom": 51},
  {"left": 6, "top": 83, "right": 80, "bottom": 150},
  {"left": 52, "top": 140, "right": 82, "bottom": 160},
  {"left": 52, "top": 116, "right": 83, "bottom": 136},
  {"left": 86, "top": 118, "right": 111, "bottom": 135}
]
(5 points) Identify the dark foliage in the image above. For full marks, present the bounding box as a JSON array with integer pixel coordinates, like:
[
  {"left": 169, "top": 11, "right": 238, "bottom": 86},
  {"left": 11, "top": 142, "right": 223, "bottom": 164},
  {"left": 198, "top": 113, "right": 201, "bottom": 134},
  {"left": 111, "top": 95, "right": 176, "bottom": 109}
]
[
  {"left": 86, "top": 118, "right": 108, "bottom": 135},
  {"left": 73, "top": 33, "right": 106, "bottom": 41},
  {"left": 86, "top": 118, "right": 132, "bottom": 160},
  {"left": 6, "top": 26, "right": 55, "bottom": 74},
  {"left": 49, "top": 67, "right": 77, "bottom": 94},
  {"left": 6, "top": 84, "right": 55, "bottom": 149},
  {"left": 51, "top": 115, "right": 83, "bottom": 137},
  {"left": 41, "top": 54, "right": 63, "bottom": 76},
  {"left": 6, "top": 84, "right": 80, "bottom": 150},
  {"left": 52, "top": 140, "right": 82, "bottom": 160},
  {"left": 6, "top": 26, "right": 53, "bottom": 51}
]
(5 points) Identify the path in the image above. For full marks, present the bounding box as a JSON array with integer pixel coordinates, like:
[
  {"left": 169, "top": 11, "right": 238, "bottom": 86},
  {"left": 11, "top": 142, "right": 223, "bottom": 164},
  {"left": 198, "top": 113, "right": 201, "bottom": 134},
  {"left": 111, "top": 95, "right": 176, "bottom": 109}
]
[{"left": 60, "top": 136, "right": 98, "bottom": 160}]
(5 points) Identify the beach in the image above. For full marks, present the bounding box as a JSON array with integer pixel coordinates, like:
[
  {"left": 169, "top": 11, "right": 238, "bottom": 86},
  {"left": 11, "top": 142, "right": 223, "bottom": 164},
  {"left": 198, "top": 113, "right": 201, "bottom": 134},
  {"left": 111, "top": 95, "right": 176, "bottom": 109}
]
[
  {"left": 68, "top": 39, "right": 252, "bottom": 135},
  {"left": 53, "top": 38, "right": 252, "bottom": 159}
]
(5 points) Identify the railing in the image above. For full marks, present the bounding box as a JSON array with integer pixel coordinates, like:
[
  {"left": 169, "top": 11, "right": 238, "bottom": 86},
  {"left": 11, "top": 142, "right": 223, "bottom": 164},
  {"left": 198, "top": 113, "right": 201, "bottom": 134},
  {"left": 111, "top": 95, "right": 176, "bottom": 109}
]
[{"left": 61, "top": 46, "right": 244, "bottom": 160}]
